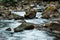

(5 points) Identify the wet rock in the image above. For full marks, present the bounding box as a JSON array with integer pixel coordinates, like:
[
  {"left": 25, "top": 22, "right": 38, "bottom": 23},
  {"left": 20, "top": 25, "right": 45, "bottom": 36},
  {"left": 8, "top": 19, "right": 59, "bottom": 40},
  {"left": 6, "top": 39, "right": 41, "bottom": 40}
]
[
  {"left": 24, "top": 25, "right": 34, "bottom": 30},
  {"left": 44, "top": 22, "right": 60, "bottom": 32},
  {"left": 24, "top": 9, "right": 36, "bottom": 19},
  {"left": 14, "top": 23, "right": 35, "bottom": 32},
  {"left": 43, "top": 22, "right": 60, "bottom": 38},
  {"left": 8, "top": 14, "right": 24, "bottom": 20},
  {"left": 6, "top": 28, "right": 11, "bottom": 31}
]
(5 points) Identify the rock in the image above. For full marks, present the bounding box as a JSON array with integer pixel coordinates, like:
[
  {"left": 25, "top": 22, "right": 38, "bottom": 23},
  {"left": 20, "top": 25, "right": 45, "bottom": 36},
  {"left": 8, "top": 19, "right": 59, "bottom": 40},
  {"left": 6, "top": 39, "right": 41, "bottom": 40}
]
[
  {"left": 44, "top": 22, "right": 60, "bottom": 31},
  {"left": 24, "top": 9, "right": 36, "bottom": 19},
  {"left": 42, "top": 13, "right": 50, "bottom": 19},
  {"left": 44, "top": 5, "right": 57, "bottom": 13},
  {"left": 8, "top": 14, "right": 24, "bottom": 20},
  {"left": 6, "top": 28, "right": 11, "bottom": 31},
  {"left": 50, "top": 23, "right": 60, "bottom": 31},
  {"left": 42, "top": 5, "right": 60, "bottom": 19},
  {"left": 44, "top": 22, "right": 60, "bottom": 38},
  {"left": 14, "top": 23, "right": 35, "bottom": 32},
  {"left": 24, "top": 25, "right": 34, "bottom": 30}
]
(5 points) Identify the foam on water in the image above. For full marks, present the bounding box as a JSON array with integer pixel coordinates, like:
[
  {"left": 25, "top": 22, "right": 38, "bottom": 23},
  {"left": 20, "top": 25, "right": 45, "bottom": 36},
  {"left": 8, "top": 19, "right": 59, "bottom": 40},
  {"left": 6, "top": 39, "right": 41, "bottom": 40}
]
[
  {"left": 7, "top": 29, "right": 55, "bottom": 40},
  {"left": 25, "top": 19, "right": 48, "bottom": 25}
]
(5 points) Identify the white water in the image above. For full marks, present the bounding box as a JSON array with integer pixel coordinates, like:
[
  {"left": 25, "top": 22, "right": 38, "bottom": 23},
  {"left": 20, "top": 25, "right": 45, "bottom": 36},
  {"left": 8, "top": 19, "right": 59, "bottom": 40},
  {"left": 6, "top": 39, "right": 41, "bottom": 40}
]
[
  {"left": 0, "top": 29, "right": 55, "bottom": 40},
  {"left": 25, "top": 19, "right": 48, "bottom": 25},
  {"left": 0, "top": 19, "right": 55, "bottom": 40},
  {"left": 0, "top": 11, "right": 55, "bottom": 40},
  {"left": 11, "top": 11, "right": 42, "bottom": 18},
  {"left": 13, "top": 29, "right": 55, "bottom": 40}
]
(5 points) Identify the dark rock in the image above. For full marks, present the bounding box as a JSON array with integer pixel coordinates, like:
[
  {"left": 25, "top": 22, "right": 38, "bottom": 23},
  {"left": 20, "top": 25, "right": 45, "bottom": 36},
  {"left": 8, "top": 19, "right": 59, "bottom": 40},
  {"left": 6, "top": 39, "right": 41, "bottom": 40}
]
[
  {"left": 24, "top": 25, "right": 34, "bottom": 30},
  {"left": 14, "top": 28, "right": 23, "bottom": 32},
  {"left": 54, "top": 37, "right": 60, "bottom": 40},
  {"left": 44, "top": 22, "right": 60, "bottom": 38},
  {"left": 24, "top": 9, "right": 36, "bottom": 19},
  {"left": 50, "top": 23, "right": 60, "bottom": 31},
  {"left": 6, "top": 28, "right": 11, "bottom": 31},
  {"left": 44, "top": 22, "right": 60, "bottom": 31}
]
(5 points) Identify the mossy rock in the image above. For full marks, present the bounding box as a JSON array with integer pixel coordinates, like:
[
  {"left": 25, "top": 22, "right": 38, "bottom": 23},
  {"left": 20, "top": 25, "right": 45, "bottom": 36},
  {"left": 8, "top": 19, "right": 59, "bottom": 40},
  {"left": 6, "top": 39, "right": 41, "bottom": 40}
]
[{"left": 44, "top": 5, "right": 57, "bottom": 13}]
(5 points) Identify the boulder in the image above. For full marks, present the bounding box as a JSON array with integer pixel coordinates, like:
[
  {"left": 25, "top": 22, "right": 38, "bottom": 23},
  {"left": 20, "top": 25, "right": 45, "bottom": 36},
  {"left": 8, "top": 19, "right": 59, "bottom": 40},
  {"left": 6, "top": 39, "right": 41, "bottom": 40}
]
[
  {"left": 44, "top": 22, "right": 60, "bottom": 38},
  {"left": 14, "top": 23, "right": 35, "bottom": 32},
  {"left": 44, "top": 22, "right": 60, "bottom": 31},
  {"left": 42, "top": 5, "right": 60, "bottom": 19},
  {"left": 24, "top": 9, "right": 36, "bottom": 19}
]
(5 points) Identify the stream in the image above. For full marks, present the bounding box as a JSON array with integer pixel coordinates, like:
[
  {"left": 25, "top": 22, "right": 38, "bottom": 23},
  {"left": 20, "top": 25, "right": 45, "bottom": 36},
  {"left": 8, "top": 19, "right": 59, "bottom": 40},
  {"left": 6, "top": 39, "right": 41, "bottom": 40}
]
[{"left": 0, "top": 11, "right": 55, "bottom": 40}]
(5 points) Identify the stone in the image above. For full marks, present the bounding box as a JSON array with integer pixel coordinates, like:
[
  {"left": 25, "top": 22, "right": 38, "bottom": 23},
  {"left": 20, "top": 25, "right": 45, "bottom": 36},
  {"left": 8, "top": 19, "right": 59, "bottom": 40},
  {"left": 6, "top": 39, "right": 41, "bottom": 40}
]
[
  {"left": 44, "top": 22, "right": 60, "bottom": 38},
  {"left": 42, "top": 13, "right": 50, "bottom": 19},
  {"left": 6, "top": 28, "right": 11, "bottom": 31},
  {"left": 24, "top": 9, "right": 36, "bottom": 19},
  {"left": 8, "top": 14, "right": 24, "bottom": 20},
  {"left": 42, "top": 5, "right": 60, "bottom": 19},
  {"left": 14, "top": 23, "right": 35, "bottom": 32},
  {"left": 44, "top": 22, "right": 60, "bottom": 31}
]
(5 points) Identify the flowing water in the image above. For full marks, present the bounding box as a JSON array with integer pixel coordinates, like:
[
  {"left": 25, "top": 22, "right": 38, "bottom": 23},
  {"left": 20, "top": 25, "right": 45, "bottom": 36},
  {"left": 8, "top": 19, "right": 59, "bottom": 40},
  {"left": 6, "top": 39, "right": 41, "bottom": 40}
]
[{"left": 0, "top": 11, "right": 55, "bottom": 40}]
